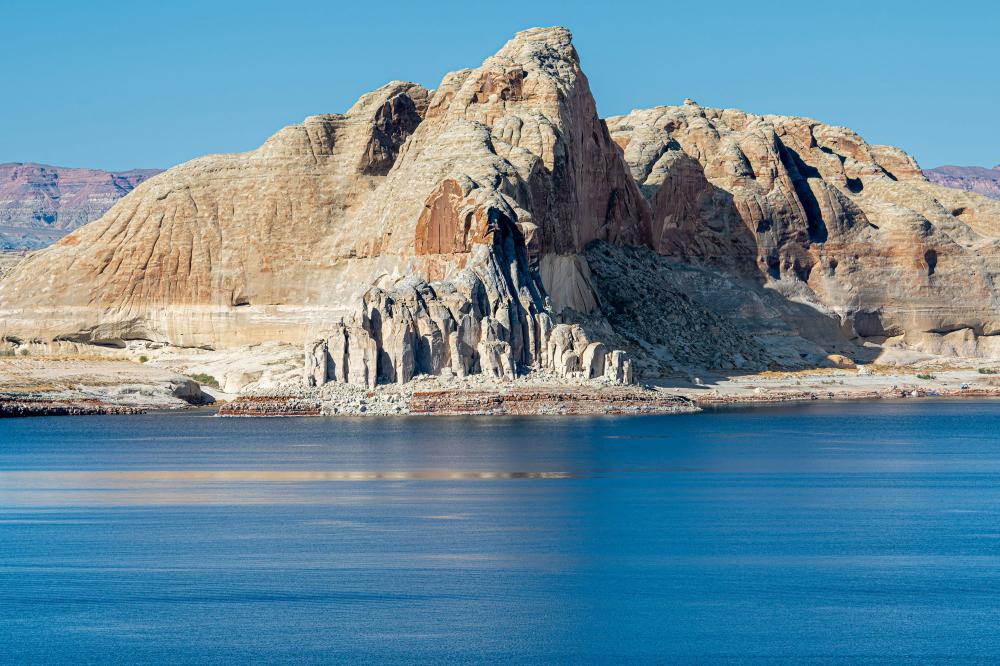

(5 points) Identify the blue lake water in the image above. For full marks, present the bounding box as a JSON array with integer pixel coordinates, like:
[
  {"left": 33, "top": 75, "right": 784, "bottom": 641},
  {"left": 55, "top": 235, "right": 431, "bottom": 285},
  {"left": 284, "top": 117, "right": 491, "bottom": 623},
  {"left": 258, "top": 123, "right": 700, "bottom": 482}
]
[{"left": 2, "top": 400, "right": 1000, "bottom": 663}]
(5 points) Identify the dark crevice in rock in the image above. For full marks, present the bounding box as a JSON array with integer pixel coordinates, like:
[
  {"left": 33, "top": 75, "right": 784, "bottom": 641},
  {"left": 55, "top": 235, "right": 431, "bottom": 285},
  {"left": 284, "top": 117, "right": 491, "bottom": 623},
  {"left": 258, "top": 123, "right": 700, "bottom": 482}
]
[
  {"left": 777, "top": 141, "right": 828, "bottom": 243},
  {"left": 925, "top": 249, "right": 938, "bottom": 277}
]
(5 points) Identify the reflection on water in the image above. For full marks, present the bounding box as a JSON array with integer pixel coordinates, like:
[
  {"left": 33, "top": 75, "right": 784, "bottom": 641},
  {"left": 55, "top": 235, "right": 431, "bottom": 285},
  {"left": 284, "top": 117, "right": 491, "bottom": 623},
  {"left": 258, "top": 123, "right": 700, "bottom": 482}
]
[
  {"left": 0, "top": 469, "right": 575, "bottom": 506},
  {"left": 0, "top": 469, "right": 575, "bottom": 482},
  {"left": 3, "top": 401, "right": 1000, "bottom": 661}
]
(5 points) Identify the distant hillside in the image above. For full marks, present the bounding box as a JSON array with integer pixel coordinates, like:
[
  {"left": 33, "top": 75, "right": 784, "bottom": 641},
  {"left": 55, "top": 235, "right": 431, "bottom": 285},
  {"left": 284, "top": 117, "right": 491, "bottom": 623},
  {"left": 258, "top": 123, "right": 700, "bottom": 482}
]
[
  {"left": 0, "top": 162, "right": 162, "bottom": 249},
  {"left": 924, "top": 164, "right": 1000, "bottom": 200}
]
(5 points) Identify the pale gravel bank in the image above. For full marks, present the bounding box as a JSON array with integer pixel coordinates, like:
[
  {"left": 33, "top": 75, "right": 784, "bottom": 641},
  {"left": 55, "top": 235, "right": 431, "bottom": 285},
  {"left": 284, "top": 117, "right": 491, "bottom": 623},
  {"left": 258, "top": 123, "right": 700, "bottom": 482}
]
[
  {"left": 0, "top": 358, "right": 212, "bottom": 416},
  {"left": 221, "top": 364, "right": 1000, "bottom": 417}
]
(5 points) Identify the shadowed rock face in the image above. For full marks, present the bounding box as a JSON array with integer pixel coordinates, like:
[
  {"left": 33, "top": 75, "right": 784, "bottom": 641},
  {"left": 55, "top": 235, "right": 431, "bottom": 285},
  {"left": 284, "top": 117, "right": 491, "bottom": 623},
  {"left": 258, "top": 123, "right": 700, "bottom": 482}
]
[
  {"left": 924, "top": 165, "right": 1000, "bottom": 200},
  {"left": 0, "top": 163, "right": 161, "bottom": 249},
  {"left": 607, "top": 103, "right": 1000, "bottom": 357}
]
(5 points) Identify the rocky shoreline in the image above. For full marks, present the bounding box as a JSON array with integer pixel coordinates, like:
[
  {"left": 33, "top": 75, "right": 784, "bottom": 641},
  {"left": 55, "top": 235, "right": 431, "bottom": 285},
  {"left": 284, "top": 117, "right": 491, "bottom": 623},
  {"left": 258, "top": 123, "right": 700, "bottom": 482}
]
[
  {"left": 7, "top": 379, "right": 1000, "bottom": 419},
  {"left": 0, "top": 358, "right": 213, "bottom": 418},
  {"left": 408, "top": 388, "right": 694, "bottom": 416},
  {"left": 217, "top": 381, "right": 696, "bottom": 417},
  {"left": 217, "top": 368, "right": 1000, "bottom": 417},
  {"left": 4, "top": 354, "right": 1000, "bottom": 419},
  {"left": 694, "top": 386, "right": 1000, "bottom": 408},
  {"left": 217, "top": 395, "right": 322, "bottom": 417},
  {"left": 0, "top": 396, "right": 145, "bottom": 417}
]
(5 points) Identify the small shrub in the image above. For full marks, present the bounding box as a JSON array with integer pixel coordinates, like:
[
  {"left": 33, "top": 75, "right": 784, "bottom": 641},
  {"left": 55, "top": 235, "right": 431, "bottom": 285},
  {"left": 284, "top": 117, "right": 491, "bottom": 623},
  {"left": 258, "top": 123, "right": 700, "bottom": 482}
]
[
  {"left": 138, "top": 355, "right": 149, "bottom": 363},
  {"left": 916, "top": 373, "right": 936, "bottom": 380},
  {"left": 978, "top": 367, "right": 998, "bottom": 375},
  {"left": 190, "top": 373, "right": 220, "bottom": 388}
]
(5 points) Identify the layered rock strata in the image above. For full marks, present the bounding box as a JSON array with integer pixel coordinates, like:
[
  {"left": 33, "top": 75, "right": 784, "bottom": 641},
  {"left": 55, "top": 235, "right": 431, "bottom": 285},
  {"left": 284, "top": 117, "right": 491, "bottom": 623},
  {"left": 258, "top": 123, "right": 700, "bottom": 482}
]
[
  {"left": 607, "top": 103, "right": 1000, "bottom": 357},
  {"left": 218, "top": 395, "right": 321, "bottom": 417},
  {"left": 0, "top": 81, "right": 433, "bottom": 346},
  {"left": 0, "top": 163, "right": 161, "bottom": 250},
  {"left": 0, "top": 399, "right": 145, "bottom": 417},
  {"left": 925, "top": 165, "right": 1000, "bottom": 200}
]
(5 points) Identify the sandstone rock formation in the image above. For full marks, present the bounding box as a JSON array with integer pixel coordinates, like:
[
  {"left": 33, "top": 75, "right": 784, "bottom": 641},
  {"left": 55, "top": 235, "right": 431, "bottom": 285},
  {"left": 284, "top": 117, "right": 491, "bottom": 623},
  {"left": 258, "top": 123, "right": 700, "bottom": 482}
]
[
  {"left": 607, "top": 102, "right": 1000, "bottom": 357},
  {"left": 0, "top": 163, "right": 161, "bottom": 249},
  {"left": 924, "top": 165, "right": 1000, "bottom": 200},
  {"left": 0, "top": 28, "right": 639, "bottom": 384},
  {"left": 2, "top": 26, "right": 1000, "bottom": 391},
  {"left": 302, "top": 214, "right": 634, "bottom": 389},
  {"left": 0, "top": 81, "right": 433, "bottom": 347},
  {"left": 296, "top": 25, "right": 656, "bottom": 388}
]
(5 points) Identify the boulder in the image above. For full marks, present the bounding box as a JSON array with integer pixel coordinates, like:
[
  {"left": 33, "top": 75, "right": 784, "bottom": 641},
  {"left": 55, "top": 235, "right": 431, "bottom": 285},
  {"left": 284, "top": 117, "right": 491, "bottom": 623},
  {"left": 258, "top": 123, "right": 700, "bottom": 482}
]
[
  {"left": 346, "top": 326, "right": 379, "bottom": 389},
  {"left": 581, "top": 342, "right": 607, "bottom": 379},
  {"left": 605, "top": 350, "right": 631, "bottom": 383},
  {"left": 304, "top": 339, "right": 327, "bottom": 387}
]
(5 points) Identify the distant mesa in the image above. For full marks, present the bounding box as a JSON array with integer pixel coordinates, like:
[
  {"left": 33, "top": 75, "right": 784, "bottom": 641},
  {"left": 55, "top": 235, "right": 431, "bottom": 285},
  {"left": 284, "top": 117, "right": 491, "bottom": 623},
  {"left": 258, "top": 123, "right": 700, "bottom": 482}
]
[
  {"left": 924, "top": 164, "right": 1000, "bottom": 200},
  {"left": 0, "top": 162, "right": 162, "bottom": 250}
]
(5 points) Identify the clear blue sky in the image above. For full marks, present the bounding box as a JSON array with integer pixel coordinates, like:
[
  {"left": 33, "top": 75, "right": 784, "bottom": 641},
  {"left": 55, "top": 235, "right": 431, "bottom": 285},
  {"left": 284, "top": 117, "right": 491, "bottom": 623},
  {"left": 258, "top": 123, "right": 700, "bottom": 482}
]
[{"left": 2, "top": 0, "right": 996, "bottom": 171}]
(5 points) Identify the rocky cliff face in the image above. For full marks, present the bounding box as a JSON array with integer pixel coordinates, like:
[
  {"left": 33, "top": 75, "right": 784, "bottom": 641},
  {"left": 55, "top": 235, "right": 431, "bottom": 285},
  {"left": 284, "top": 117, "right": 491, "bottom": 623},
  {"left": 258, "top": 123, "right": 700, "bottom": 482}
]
[
  {"left": 0, "top": 163, "right": 161, "bottom": 249},
  {"left": 299, "top": 26, "right": 653, "bottom": 388},
  {"left": 2, "top": 27, "right": 1000, "bottom": 389},
  {"left": 924, "top": 165, "right": 1000, "bottom": 200},
  {"left": 607, "top": 102, "right": 1000, "bottom": 357}
]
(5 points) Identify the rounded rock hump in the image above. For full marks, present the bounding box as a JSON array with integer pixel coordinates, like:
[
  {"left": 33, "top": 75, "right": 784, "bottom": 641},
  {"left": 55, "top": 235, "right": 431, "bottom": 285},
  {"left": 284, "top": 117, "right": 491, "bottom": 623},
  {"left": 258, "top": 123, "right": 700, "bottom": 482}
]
[{"left": 0, "top": 81, "right": 432, "bottom": 348}]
